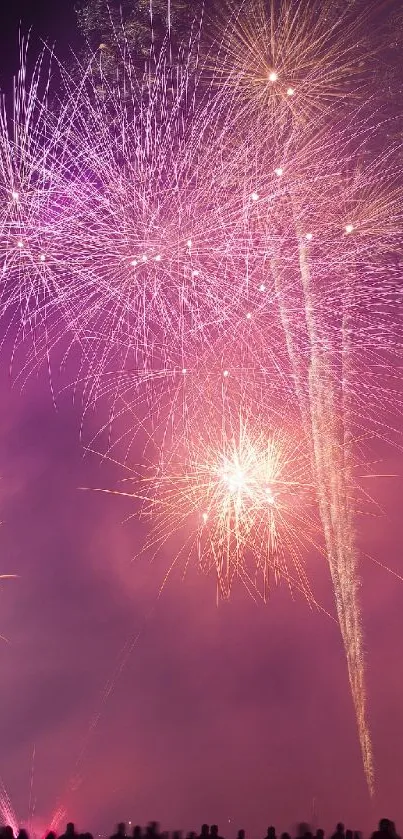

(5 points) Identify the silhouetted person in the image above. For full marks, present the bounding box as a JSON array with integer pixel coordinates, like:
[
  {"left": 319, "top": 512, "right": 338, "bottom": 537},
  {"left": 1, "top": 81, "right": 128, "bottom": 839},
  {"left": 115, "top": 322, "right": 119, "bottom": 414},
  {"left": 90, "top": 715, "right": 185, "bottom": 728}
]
[
  {"left": 198, "top": 827, "right": 209, "bottom": 839},
  {"left": 264, "top": 828, "right": 276, "bottom": 839},
  {"left": 133, "top": 828, "right": 142, "bottom": 839},
  {"left": 59, "top": 823, "right": 78, "bottom": 839},
  {"left": 237, "top": 831, "right": 246, "bottom": 839},
  {"left": 45, "top": 832, "right": 56, "bottom": 839},
  {"left": 17, "top": 831, "right": 29, "bottom": 839},
  {"left": 110, "top": 824, "right": 126, "bottom": 839},
  {"left": 281, "top": 833, "right": 291, "bottom": 839},
  {"left": 331, "top": 825, "right": 345, "bottom": 839},
  {"left": 372, "top": 820, "right": 396, "bottom": 839},
  {"left": 315, "top": 830, "right": 325, "bottom": 839},
  {"left": 187, "top": 833, "right": 196, "bottom": 839},
  {"left": 172, "top": 832, "right": 182, "bottom": 839},
  {"left": 346, "top": 831, "right": 353, "bottom": 839},
  {"left": 1, "top": 828, "right": 14, "bottom": 839},
  {"left": 210, "top": 827, "right": 224, "bottom": 839}
]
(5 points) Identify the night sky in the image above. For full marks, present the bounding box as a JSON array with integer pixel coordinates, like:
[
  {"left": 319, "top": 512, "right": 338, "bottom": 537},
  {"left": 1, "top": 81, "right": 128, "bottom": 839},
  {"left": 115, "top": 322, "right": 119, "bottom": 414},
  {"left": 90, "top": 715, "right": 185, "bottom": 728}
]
[{"left": 0, "top": 2, "right": 403, "bottom": 837}]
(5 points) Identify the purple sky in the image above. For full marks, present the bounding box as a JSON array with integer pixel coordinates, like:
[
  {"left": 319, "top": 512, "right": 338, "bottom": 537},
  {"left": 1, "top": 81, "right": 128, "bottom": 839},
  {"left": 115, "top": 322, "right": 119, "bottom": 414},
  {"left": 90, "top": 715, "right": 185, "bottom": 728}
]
[{"left": 0, "top": 359, "right": 402, "bottom": 837}]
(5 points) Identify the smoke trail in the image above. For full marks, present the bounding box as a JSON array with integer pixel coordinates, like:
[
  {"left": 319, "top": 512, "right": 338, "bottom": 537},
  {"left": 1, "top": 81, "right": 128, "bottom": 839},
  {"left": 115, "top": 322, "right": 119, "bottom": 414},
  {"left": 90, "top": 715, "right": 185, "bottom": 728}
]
[
  {"left": 298, "top": 237, "right": 374, "bottom": 793},
  {"left": 272, "top": 231, "right": 374, "bottom": 792}
]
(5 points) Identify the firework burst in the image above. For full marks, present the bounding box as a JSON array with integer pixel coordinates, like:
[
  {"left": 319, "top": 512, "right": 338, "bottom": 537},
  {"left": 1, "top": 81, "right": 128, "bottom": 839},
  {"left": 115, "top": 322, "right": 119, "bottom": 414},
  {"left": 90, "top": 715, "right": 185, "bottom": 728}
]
[{"left": 90, "top": 404, "right": 322, "bottom": 605}]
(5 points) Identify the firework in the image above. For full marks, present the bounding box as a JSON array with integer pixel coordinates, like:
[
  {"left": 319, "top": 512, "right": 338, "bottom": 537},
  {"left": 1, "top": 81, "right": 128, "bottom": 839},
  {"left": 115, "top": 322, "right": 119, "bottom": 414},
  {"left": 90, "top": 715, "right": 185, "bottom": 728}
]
[
  {"left": 0, "top": 778, "right": 19, "bottom": 836},
  {"left": 206, "top": 0, "right": 374, "bottom": 141},
  {"left": 0, "top": 41, "right": 75, "bottom": 356},
  {"left": 90, "top": 398, "right": 323, "bottom": 605},
  {"left": 0, "top": 0, "right": 402, "bottom": 798}
]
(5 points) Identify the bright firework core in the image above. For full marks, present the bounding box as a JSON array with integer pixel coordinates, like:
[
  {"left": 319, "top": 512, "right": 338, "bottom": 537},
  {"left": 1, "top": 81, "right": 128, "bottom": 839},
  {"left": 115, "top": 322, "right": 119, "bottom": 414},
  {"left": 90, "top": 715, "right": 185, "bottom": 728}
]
[{"left": 131, "top": 420, "right": 318, "bottom": 605}]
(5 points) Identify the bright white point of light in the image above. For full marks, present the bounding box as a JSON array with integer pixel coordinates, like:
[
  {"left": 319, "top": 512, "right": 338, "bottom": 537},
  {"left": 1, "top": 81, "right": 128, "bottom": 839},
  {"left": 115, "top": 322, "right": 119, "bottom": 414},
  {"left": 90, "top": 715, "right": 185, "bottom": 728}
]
[
  {"left": 223, "top": 369, "right": 229, "bottom": 378},
  {"left": 39, "top": 254, "right": 46, "bottom": 262},
  {"left": 154, "top": 254, "right": 161, "bottom": 262},
  {"left": 202, "top": 512, "right": 208, "bottom": 523},
  {"left": 251, "top": 191, "right": 259, "bottom": 201},
  {"left": 259, "top": 283, "right": 266, "bottom": 292},
  {"left": 141, "top": 254, "right": 148, "bottom": 262},
  {"left": 305, "top": 232, "right": 313, "bottom": 241},
  {"left": 192, "top": 269, "right": 199, "bottom": 277},
  {"left": 131, "top": 259, "right": 138, "bottom": 266},
  {"left": 265, "top": 486, "right": 275, "bottom": 505},
  {"left": 345, "top": 223, "right": 354, "bottom": 234},
  {"left": 182, "top": 368, "right": 187, "bottom": 374},
  {"left": 286, "top": 87, "right": 295, "bottom": 96},
  {"left": 187, "top": 238, "right": 192, "bottom": 248},
  {"left": 246, "top": 312, "right": 252, "bottom": 319},
  {"left": 11, "top": 191, "right": 19, "bottom": 200},
  {"left": 224, "top": 469, "right": 245, "bottom": 494},
  {"left": 17, "top": 240, "right": 23, "bottom": 248},
  {"left": 268, "top": 71, "right": 278, "bottom": 82},
  {"left": 274, "top": 167, "right": 283, "bottom": 177}
]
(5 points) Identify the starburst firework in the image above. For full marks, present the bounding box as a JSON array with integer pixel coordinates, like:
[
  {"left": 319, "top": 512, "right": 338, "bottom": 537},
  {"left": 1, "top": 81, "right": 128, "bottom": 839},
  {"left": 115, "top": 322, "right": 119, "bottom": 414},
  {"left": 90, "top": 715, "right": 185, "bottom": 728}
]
[{"left": 91, "top": 408, "right": 321, "bottom": 604}]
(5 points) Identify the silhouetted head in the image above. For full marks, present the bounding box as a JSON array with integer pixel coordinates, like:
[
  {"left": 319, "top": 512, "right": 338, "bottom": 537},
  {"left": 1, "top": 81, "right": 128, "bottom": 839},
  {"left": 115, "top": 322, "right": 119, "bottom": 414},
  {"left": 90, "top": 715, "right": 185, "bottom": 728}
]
[
  {"left": 267, "top": 828, "right": 276, "bottom": 839},
  {"left": 210, "top": 828, "right": 219, "bottom": 839},
  {"left": 201, "top": 828, "right": 209, "bottom": 839},
  {"left": 281, "top": 834, "right": 291, "bottom": 839},
  {"left": 133, "top": 829, "right": 142, "bottom": 839},
  {"left": 3, "top": 828, "right": 14, "bottom": 839},
  {"left": 237, "top": 831, "right": 245, "bottom": 839},
  {"left": 117, "top": 826, "right": 126, "bottom": 838},
  {"left": 336, "top": 827, "right": 344, "bottom": 836},
  {"left": 45, "top": 832, "right": 56, "bottom": 839},
  {"left": 18, "top": 830, "right": 29, "bottom": 839},
  {"left": 379, "top": 823, "right": 391, "bottom": 834},
  {"left": 316, "top": 831, "right": 324, "bottom": 839},
  {"left": 66, "top": 826, "right": 76, "bottom": 838},
  {"left": 346, "top": 831, "right": 353, "bottom": 839}
]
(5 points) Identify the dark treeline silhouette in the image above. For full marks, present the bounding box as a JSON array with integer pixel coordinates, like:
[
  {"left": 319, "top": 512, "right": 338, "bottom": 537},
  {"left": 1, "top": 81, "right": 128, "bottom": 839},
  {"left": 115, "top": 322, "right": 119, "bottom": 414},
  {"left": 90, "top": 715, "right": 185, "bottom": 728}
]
[{"left": 0, "top": 818, "right": 401, "bottom": 839}]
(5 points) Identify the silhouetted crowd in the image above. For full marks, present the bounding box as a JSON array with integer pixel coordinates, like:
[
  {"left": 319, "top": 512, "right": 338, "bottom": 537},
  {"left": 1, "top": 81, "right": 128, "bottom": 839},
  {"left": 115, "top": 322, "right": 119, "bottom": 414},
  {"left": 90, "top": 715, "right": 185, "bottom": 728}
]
[{"left": 0, "top": 817, "right": 401, "bottom": 839}]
